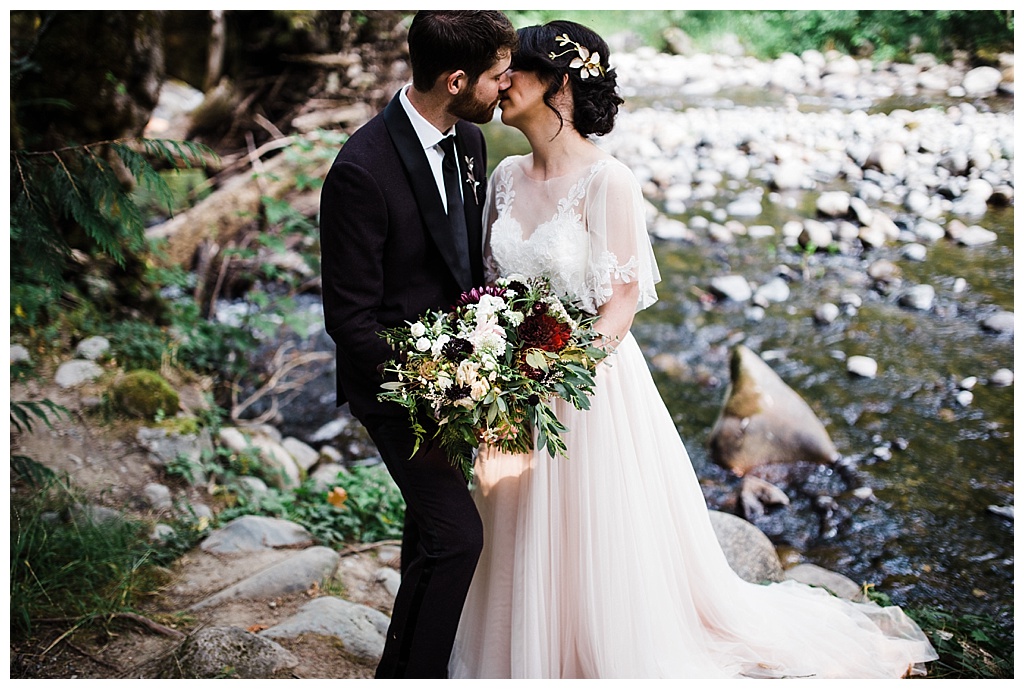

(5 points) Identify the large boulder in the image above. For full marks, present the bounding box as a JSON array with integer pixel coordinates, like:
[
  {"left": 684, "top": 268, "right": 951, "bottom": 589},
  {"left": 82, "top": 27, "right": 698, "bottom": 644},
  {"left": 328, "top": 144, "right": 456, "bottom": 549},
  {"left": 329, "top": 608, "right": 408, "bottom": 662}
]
[
  {"left": 190, "top": 546, "right": 340, "bottom": 610},
  {"left": 708, "top": 510, "right": 784, "bottom": 584},
  {"left": 261, "top": 596, "right": 390, "bottom": 662},
  {"left": 153, "top": 626, "right": 298, "bottom": 679},
  {"left": 707, "top": 345, "right": 839, "bottom": 476}
]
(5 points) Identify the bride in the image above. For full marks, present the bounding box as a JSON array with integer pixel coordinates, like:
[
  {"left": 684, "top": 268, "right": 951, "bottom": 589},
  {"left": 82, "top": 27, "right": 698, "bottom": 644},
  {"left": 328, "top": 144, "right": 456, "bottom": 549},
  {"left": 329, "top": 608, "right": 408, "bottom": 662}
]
[{"left": 448, "top": 20, "right": 938, "bottom": 679}]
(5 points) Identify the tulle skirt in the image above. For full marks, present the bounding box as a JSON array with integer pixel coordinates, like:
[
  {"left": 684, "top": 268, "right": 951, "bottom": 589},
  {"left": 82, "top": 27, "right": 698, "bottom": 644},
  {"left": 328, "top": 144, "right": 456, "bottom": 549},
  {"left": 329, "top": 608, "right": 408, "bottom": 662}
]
[{"left": 449, "top": 333, "right": 937, "bottom": 679}]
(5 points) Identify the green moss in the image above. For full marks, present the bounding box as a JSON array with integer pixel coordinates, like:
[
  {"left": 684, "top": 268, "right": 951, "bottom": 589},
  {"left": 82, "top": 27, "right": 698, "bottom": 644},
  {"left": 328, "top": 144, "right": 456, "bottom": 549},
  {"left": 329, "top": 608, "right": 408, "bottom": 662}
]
[{"left": 110, "top": 369, "right": 180, "bottom": 420}]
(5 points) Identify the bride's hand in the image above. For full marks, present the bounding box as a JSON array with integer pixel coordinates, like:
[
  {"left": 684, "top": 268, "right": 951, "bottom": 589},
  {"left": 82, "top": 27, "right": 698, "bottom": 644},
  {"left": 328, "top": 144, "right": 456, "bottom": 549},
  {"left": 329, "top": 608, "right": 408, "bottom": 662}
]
[{"left": 594, "top": 281, "right": 640, "bottom": 356}]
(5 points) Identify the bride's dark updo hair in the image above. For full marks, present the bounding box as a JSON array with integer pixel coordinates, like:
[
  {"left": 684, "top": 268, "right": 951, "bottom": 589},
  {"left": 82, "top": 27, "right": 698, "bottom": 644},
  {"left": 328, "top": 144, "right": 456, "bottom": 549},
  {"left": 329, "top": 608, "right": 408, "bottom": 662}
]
[{"left": 512, "top": 20, "right": 623, "bottom": 137}]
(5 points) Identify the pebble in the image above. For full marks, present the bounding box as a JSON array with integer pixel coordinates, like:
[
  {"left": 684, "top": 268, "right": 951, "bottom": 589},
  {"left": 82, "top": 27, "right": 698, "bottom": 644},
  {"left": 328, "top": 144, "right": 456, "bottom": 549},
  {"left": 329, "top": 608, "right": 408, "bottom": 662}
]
[
  {"left": 989, "top": 368, "right": 1013, "bottom": 387},
  {"left": 814, "top": 303, "right": 840, "bottom": 324},
  {"left": 847, "top": 355, "right": 878, "bottom": 378},
  {"left": 955, "top": 390, "right": 974, "bottom": 406}
]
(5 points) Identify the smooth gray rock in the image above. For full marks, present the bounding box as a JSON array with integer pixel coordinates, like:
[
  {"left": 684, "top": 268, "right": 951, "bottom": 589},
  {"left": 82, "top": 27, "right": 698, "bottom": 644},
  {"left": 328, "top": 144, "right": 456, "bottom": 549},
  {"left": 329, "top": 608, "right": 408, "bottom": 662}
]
[
  {"left": 200, "top": 515, "right": 314, "bottom": 554},
  {"left": 981, "top": 311, "right": 1014, "bottom": 335},
  {"left": 283, "top": 437, "right": 319, "bottom": 472},
  {"left": 191, "top": 546, "right": 340, "bottom": 610},
  {"left": 154, "top": 626, "right": 298, "bottom": 679},
  {"left": 956, "top": 225, "right": 998, "bottom": 247},
  {"left": 847, "top": 355, "right": 878, "bottom": 379},
  {"left": 143, "top": 482, "right": 174, "bottom": 510},
  {"left": 310, "top": 463, "right": 350, "bottom": 491},
  {"left": 814, "top": 303, "right": 840, "bottom": 324},
  {"left": 783, "top": 563, "right": 867, "bottom": 602},
  {"left": 262, "top": 596, "right": 389, "bottom": 662},
  {"left": 901, "top": 242, "right": 928, "bottom": 262},
  {"left": 374, "top": 567, "right": 401, "bottom": 598},
  {"left": 219, "top": 427, "right": 300, "bottom": 487},
  {"left": 75, "top": 336, "right": 111, "bottom": 361},
  {"left": 708, "top": 510, "right": 784, "bottom": 584},
  {"left": 709, "top": 275, "right": 752, "bottom": 302},
  {"left": 753, "top": 277, "right": 791, "bottom": 305},
  {"left": 150, "top": 523, "right": 177, "bottom": 542},
  {"left": 816, "top": 191, "right": 850, "bottom": 218},
  {"left": 55, "top": 360, "right": 103, "bottom": 388},
  {"left": 961, "top": 65, "right": 1002, "bottom": 96},
  {"left": 798, "top": 219, "right": 833, "bottom": 250},
  {"left": 236, "top": 475, "right": 270, "bottom": 495},
  {"left": 899, "top": 284, "right": 936, "bottom": 311},
  {"left": 726, "top": 197, "right": 763, "bottom": 217},
  {"left": 989, "top": 368, "right": 1014, "bottom": 387},
  {"left": 136, "top": 425, "right": 209, "bottom": 468},
  {"left": 913, "top": 220, "right": 946, "bottom": 243},
  {"left": 10, "top": 344, "right": 31, "bottom": 364}
]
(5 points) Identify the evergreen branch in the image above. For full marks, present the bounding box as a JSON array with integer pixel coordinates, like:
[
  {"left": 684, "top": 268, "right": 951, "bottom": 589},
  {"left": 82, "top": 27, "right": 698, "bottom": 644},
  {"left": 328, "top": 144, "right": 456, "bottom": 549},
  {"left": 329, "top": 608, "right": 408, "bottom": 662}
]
[
  {"left": 50, "top": 150, "right": 81, "bottom": 199},
  {"left": 13, "top": 154, "right": 33, "bottom": 208}
]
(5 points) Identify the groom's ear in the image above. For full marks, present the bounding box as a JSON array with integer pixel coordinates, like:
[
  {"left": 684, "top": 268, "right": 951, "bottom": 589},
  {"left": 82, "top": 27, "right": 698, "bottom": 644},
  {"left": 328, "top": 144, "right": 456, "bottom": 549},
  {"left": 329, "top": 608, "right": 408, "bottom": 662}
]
[{"left": 446, "top": 69, "right": 468, "bottom": 96}]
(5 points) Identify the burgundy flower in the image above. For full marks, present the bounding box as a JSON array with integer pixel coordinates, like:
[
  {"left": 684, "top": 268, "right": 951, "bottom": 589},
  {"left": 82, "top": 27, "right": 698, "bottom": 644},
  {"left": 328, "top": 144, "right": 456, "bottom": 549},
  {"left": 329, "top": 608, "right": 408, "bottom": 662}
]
[
  {"left": 519, "top": 312, "right": 572, "bottom": 352},
  {"left": 455, "top": 285, "right": 507, "bottom": 307}
]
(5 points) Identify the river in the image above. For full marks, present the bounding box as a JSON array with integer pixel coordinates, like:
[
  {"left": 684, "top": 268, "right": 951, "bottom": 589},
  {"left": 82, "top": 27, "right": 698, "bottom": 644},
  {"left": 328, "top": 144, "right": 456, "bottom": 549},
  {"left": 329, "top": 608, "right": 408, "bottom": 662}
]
[{"left": 477, "top": 74, "right": 1013, "bottom": 628}]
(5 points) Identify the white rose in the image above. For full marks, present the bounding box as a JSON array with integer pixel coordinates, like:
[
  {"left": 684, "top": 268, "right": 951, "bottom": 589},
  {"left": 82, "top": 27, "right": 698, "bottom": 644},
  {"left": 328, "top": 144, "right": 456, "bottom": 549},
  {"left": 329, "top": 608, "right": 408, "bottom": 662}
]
[
  {"left": 410, "top": 322, "right": 427, "bottom": 338},
  {"left": 431, "top": 333, "right": 451, "bottom": 357},
  {"left": 415, "top": 337, "right": 431, "bottom": 352}
]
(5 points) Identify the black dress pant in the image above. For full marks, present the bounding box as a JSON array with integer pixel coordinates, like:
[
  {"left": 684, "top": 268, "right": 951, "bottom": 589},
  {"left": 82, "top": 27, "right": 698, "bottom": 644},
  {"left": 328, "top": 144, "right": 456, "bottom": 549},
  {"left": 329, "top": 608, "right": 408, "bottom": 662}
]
[{"left": 364, "top": 417, "right": 483, "bottom": 679}]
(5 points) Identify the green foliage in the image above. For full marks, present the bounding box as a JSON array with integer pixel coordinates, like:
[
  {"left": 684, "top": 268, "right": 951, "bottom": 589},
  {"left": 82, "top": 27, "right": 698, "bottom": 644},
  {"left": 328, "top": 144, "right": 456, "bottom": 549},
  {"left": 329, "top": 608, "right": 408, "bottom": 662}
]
[
  {"left": 904, "top": 606, "right": 1014, "bottom": 679},
  {"left": 503, "top": 10, "right": 1013, "bottom": 62},
  {"left": 169, "top": 300, "right": 262, "bottom": 381},
  {"left": 9, "top": 472, "right": 207, "bottom": 641},
  {"left": 10, "top": 398, "right": 69, "bottom": 435},
  {"left": 10, "top": 138, "right": 216, "bottom": 299},
  {"left": 219, "top": 466, "right": 405, "bottom": 546},
  {"left": 108, "top": 320, "right": 173, "bottom": 371}
]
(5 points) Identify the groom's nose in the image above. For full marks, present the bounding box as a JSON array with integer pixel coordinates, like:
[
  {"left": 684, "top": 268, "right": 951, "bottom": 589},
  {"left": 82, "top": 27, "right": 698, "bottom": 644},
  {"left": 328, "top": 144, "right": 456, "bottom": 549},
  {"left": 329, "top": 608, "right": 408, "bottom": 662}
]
[{"left": 498, "top": 69, "right": 511, "bottom": 92}]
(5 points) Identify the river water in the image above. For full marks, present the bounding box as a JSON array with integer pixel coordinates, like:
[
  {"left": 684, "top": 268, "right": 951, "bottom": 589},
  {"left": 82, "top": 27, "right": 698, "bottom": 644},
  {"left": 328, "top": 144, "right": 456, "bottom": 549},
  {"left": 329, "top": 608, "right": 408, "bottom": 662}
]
[{"left": 478, "top": 84, "right": 1013, "bottom": 627}]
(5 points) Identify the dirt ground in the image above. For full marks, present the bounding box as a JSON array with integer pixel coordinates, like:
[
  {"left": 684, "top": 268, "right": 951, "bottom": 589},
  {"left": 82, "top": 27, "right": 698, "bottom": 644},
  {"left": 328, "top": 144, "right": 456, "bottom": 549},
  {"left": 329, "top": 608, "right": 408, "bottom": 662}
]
[{"left": 9, "top": 375, "right": 395, "bottom": 680}]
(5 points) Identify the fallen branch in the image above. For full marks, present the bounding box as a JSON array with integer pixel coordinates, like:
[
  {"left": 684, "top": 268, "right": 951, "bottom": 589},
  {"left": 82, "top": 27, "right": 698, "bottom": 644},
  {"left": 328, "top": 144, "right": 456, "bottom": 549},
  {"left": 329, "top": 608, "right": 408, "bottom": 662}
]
[
  {"left": 230, "top": 344, "right": 334, "bottom": 423},
  {"left": 339, "top": 539, "right": 402, "bottom": 557},
  {"left": 36, "top": 612, "right": 185, "bottom": 640}
]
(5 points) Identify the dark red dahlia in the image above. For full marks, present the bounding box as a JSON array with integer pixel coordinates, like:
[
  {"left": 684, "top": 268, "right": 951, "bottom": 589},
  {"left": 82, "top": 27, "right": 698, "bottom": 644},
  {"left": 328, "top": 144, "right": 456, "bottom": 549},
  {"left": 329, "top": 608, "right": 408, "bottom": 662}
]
[{"left": 519, "top": 312, "right": 572, "bottom": 352}]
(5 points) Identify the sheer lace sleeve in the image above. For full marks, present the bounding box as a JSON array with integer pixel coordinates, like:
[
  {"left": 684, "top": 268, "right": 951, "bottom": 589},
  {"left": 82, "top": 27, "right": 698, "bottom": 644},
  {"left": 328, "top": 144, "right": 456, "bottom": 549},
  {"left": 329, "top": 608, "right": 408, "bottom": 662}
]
[
  {"left": 481, "top": 158, "right": 509, "bottom": 285},
  {"left": 582, "top": 159, "right": 661, "bottom": 316}
]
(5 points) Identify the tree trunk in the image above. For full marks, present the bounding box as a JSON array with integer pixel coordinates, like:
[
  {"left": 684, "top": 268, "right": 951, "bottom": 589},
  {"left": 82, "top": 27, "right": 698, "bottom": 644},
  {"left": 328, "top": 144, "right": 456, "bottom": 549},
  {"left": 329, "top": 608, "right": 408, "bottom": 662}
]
[{"left": 10, "top": 10, "right": 166, "bottom": 149}]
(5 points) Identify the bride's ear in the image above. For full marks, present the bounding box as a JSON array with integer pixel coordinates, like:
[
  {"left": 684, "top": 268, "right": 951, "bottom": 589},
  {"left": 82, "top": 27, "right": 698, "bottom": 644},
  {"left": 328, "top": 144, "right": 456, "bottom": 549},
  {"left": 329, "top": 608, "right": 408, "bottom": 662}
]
[{"left": 446, "top": 69, "right": 467, "bottom": 96}]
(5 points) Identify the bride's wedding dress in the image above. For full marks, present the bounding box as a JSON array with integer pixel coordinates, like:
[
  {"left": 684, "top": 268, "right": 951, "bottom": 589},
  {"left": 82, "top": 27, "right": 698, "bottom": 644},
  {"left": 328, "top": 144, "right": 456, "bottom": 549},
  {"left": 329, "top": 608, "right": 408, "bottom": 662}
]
[{"left": 448, "top": 154, "right": 938, "bottom": 679}]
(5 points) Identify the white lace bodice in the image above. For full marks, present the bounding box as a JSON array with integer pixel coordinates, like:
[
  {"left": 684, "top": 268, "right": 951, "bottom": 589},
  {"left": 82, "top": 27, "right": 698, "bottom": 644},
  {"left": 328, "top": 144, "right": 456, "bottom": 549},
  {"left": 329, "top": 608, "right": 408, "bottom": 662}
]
[{"left": 483, "top": 155, "right": 660, "bottom": 314}]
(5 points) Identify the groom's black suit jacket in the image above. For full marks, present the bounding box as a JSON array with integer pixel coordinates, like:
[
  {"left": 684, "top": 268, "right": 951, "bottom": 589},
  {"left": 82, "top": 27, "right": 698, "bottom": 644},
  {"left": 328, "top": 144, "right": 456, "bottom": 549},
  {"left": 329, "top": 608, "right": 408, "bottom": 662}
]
[{"left": 320, "top": 91, "right": 487, "bottom": 423}]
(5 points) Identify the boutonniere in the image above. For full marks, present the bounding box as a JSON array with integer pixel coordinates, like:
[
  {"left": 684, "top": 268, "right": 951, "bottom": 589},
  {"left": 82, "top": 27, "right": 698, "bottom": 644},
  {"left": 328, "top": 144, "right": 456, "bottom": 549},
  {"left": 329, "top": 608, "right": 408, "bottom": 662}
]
[{"left": 464, "top": 155, "right": 480, "bottom": 205}]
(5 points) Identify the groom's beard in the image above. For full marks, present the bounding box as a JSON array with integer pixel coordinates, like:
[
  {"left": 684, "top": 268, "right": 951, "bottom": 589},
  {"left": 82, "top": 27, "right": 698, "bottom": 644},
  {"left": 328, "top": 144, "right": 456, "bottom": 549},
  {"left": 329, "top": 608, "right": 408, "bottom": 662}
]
[{"left": 449, "top": 87, "right": 499, "bottom": 124}]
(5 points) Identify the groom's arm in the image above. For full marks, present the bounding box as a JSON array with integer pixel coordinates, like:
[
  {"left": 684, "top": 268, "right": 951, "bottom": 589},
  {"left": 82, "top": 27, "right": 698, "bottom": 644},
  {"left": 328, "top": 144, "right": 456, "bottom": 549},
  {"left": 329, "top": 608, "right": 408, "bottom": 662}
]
[{"left": 320, "top": 159, "right": 396, "bottom": 379}]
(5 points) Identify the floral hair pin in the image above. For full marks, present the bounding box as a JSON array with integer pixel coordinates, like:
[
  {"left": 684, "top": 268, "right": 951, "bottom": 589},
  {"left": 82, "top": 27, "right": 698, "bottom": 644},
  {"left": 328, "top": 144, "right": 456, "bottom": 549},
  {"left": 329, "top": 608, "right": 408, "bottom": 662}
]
[{"left": 549, "top": 33, "right": 605, "bottom": 79}]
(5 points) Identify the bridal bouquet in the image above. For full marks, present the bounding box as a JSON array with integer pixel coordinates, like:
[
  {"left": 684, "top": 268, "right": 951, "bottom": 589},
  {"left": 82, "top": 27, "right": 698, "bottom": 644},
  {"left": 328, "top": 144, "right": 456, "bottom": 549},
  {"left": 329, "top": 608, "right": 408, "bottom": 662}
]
[{"left": 378, "top": 275, "right": 608, "bottom": 477}]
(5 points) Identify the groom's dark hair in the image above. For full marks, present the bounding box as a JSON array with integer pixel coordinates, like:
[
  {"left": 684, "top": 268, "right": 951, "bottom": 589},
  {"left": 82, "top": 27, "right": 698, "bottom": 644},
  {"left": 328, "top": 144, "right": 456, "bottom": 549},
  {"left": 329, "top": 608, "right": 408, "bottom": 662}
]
[{"left": 408, "top": 11, "right": 517, "bottom": 92}]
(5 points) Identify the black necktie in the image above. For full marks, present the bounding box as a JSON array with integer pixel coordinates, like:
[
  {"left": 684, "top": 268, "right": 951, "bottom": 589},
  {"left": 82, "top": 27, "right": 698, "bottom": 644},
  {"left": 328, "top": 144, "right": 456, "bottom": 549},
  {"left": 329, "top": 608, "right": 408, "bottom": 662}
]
[{"left": 438, "top": 135, "right": 471, "bottom": 276}]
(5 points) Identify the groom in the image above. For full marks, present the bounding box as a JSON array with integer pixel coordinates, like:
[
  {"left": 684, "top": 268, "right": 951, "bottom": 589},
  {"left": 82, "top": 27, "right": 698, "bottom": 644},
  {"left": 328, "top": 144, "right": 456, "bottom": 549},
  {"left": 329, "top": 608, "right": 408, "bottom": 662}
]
[{"left": 319, "top": 10, "right": 516, "bottom": 679}]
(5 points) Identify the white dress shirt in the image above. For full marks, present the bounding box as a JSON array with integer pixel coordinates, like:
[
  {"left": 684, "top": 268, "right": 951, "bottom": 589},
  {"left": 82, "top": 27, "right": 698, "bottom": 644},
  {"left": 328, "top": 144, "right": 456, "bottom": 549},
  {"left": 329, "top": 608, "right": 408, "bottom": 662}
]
[{"left": 399, "top": 84, "right": 463, "bottom": 212}]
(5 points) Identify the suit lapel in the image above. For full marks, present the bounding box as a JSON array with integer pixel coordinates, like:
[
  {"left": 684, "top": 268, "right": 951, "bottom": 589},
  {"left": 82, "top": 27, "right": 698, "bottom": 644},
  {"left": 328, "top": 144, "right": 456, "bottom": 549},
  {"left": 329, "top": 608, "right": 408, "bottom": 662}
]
[
  {"left": 383, "top": 94, "right": 474, "bottom": 291},
  {"left": 454, "top": 123, "right": 485, "bottom": 287}
]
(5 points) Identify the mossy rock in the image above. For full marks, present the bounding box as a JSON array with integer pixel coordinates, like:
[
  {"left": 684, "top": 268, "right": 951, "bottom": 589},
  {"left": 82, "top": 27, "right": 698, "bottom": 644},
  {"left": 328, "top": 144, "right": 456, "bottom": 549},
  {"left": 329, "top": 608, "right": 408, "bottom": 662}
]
[{"left": 111, "top": 370, "right": 180, "bottom": 420}]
